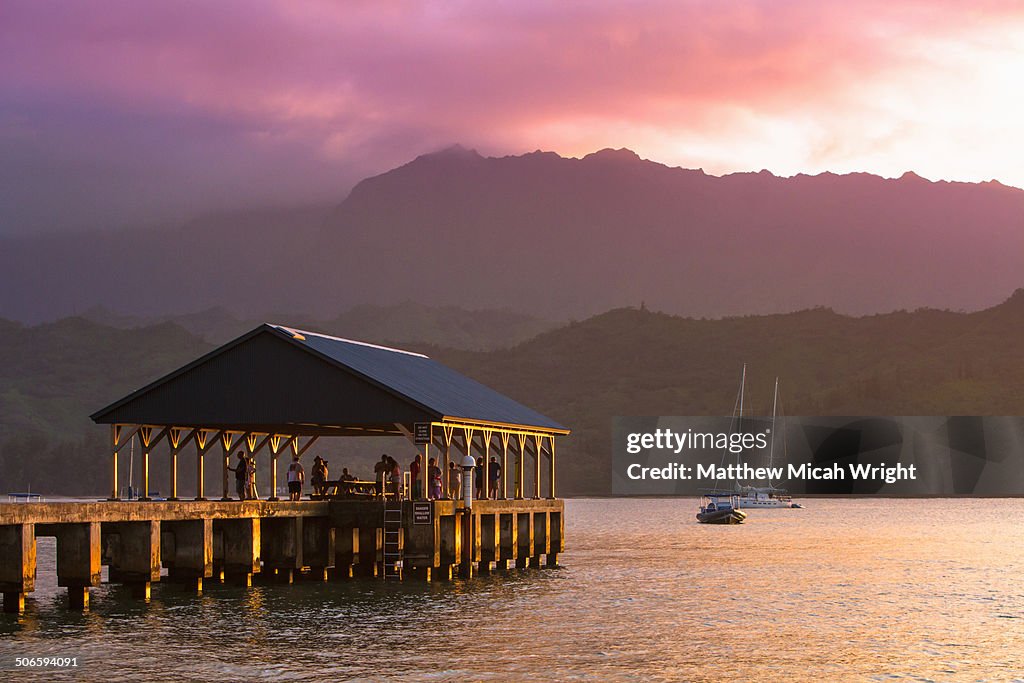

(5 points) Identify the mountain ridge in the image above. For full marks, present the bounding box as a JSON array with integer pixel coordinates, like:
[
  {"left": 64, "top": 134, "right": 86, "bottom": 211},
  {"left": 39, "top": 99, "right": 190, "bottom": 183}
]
[{"left": 2, "top": 147, "right": 1022, "bottom": 323}]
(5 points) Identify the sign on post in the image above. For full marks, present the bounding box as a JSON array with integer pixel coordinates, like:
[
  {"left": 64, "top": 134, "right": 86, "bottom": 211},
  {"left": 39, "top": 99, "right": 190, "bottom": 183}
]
[
  {"left": 413, "top": 501, "right": 432, "bottom": 525},
  {"left": 414, "top": 422, "right": 431, "bottom": 444}
]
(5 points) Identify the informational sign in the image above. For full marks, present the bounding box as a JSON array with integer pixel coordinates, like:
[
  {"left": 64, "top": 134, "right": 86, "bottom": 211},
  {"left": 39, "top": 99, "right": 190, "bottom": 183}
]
[
  {"left": 413, "top": 501, "right": 432, "bottom": 524},
  {"left": 414, "top": 422, "right": 431, "bottom": 444}
]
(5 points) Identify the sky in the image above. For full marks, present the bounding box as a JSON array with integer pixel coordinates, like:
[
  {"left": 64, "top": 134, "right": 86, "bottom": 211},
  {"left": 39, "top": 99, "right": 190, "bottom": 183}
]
[{"left": 1, "top": 0, "right": 1023, "bottom": 234}]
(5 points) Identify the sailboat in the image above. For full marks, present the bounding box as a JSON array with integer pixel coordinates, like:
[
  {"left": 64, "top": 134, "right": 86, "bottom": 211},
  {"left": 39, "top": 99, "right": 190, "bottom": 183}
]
[
  {"left": 696, "top": 365, "right": 752, "bottom": 524},
  {"left": 735, "top": 376, "right": 803, "bottom": 509}
]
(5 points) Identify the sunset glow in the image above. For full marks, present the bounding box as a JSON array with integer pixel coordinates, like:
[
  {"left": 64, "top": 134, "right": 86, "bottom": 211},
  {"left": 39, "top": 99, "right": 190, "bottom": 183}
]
[{"left": 2, "top": 0, "right": 1023, "bottom": 231}]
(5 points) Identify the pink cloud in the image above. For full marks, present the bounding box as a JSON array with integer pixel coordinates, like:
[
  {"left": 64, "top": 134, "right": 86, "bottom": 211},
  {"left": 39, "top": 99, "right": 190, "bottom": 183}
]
[{"left": 2, "top": 0, "right": 1023, "bottom": 231}]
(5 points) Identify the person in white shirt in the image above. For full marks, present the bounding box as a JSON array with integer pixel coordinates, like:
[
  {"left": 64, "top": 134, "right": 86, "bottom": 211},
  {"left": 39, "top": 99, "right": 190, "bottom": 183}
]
[{"left": 286, "top": 456, "right": 305, "bottom": 501}]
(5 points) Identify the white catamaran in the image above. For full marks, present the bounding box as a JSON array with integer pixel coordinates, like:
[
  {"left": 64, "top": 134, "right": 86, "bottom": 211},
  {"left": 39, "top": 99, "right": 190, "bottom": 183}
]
[{"left": 732, "top": 369, "right": 802, "bottom": 509}]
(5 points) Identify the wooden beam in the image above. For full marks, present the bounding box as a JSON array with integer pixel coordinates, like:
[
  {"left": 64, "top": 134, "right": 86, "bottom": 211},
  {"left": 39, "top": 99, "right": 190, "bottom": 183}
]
[{"left": 112, "top": 425, "right": 141, "bottom": 454}]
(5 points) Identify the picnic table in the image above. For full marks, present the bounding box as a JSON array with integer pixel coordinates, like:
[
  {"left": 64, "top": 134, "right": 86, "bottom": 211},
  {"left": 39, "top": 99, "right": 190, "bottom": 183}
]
[{"left": 316, "top": 478, "right": 380, "bottom": 499}]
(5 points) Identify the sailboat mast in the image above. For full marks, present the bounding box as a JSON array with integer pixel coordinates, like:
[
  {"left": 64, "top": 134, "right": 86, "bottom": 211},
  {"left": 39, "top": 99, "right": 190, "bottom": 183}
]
[
  {"left": 768, "top": 378, "right": 778, "bottom": 483},
  {"left": 738, "top": 364, "right": 746, "bottom": 421}
]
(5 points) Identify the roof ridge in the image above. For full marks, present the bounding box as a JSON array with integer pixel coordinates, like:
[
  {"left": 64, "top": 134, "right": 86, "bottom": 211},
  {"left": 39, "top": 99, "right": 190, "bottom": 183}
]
[{"left": 269, "top": 323, "right": 430, "bottom": 358}]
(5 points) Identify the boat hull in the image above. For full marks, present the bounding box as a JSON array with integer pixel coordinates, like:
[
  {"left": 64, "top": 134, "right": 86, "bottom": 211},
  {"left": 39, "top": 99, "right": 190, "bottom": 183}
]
[
  {"left": 736, "top": 498, "right": 796, "bottom": 509},
  {"left": 696, "top": 508, "right": 747, "bottom": 524}
]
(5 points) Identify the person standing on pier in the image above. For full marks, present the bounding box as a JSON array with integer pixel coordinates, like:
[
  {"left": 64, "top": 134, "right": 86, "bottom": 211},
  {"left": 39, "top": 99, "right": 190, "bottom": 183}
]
[
  {"left": 287, "top": 455, "right": 304, "bottom": 501},
  {"left": 448, "top": 461, "right": 461, "bottom": 500},
  {"left": 488, "top": 456, "right": 502, "bottom": 499},
  {"left": 410, "top": 453, "right": 422, "bottom": 499},
  {"left": 475, "top": 457, "right": 485, "bottom": 498},
  {"left": 311, "top": 456, "right": 328, "bottom": 497},
  {"left": 228, "top": 452, "right": 247, "bottom": 500},
  {"left": 389, "top": 456, "right": 403, "bottom": 499},
  {"left": 428, "top": 457, "right": 442, "bottom": 499},
  {"left": 373, "top": 454, "right": 389, "bottom": 498},
  {"left": 246, "top": 455, "right": 258, "bottom": 499}
]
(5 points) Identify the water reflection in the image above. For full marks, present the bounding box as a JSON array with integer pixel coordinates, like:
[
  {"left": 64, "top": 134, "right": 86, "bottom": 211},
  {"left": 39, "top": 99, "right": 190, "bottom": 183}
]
[{"left": 1, "top": 499, "right": 1023, "bottom": 680}]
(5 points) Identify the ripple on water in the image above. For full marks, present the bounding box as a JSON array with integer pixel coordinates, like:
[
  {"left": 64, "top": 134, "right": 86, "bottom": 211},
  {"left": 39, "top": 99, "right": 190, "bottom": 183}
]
[{"left": 2, "top": 499, "right": 1023, "bottom": 680}]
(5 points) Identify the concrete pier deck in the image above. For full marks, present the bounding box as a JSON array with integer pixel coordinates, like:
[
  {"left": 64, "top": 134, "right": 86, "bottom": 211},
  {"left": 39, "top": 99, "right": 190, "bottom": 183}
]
[{"left": 0, "top": 498, "right": 564, "bottom": 613}]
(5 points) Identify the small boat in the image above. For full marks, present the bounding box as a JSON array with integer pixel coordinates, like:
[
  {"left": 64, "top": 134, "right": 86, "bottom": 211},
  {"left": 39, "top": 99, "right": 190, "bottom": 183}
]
[{"left": 696, "top": 493, "right": 747, "bottom": 524}]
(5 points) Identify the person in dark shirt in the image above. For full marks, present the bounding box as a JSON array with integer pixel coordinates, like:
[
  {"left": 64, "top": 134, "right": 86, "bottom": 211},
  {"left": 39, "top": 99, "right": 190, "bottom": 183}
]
[
  {"left": 227, "top": 452, "right": 247, "bottom": 500},
  {"left": 373, "top": 454, "right": 390, "bottom": 498},
  {"left": 410, "top": 453, "right": 423, "bottom": 500},
  {"left": 488, "top": 456, "right": 502, "bottom": 499}
]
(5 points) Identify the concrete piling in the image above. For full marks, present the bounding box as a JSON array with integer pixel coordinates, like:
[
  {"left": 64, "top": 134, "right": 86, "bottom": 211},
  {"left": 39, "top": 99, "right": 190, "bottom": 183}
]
[
  {"left": 40, "top": 522, "right": 102, "bottom": 610},
  {"left": 333, "top": 526, "right": 359, "bottom": 579},
  {"left": 103, "top": 520, "right": 161, "bottom": 600},
  {"left": 262, "top": 517, "right": 303, "bottom": 579},
  {"left": 356, "top": 527, "right": 382, "bottom": 577},
  {"left": 301, "top": 516, "right": 335, "bottom": 579},
  {"left": 163, "top": 518, "right": 213, "bottom": 593},
  {"left": 0, "top": 524, "right": 35, "bottom": 614},
  {"left": 516, "top": 512, "right": 533, "bottom": 569}
]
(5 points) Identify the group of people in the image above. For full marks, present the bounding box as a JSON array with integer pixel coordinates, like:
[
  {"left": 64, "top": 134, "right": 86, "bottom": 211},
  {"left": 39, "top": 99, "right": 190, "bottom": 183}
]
[
  {"left": 229, "top": 450, "right": 505, "bottom": 502},
  {"left": 228, "top": 452, "right": 258, "bottom": 500},
  {"left": 475, "top": 456, "right": 502, "bottom": 499},
  {"left": 299, "top": 456, "right": 358, "bottom": 499},
  {"left": 371, "top": 452, "right": 503, "bottom": 501}
]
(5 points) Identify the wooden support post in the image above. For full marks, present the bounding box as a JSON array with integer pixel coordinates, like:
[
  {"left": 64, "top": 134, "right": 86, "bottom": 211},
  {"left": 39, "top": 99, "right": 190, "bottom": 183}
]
[
  {"left": 136, "top": 426, "right": 169, "bottom": 501},
  {"left": 267, "top": 435, "right": 288, "bottom": 502},
  {"left": 166, "top": 427, "right": 195, "bottom": 502},
  {"left": 533, "top": 435, "right": 542, "bottom": 500},
  {"left": 422, "top": 441, "right": 430, "bottom": 501},
  {"left": 516, "top": 434, "right": 526, "bottom": 500},
  {"left": 480, "top": 431, "right": 491, "bottom": 500},
  {"left": 221, "top": 432, "right": 239, "bottom": 501},
  {"left": 169, "top": 448, "right": 178, "bottom": 501},
  {"left": 547, "top": 436, "right": 556, "bottom": 499},
  {"left": 196, "top": 441, "right": 206, "bottom": 501},
  {"left": 442, "top": 426, "right": 453, "bottom": 498},
  {"left": 141, "top": 448, "right": 150, "bottom": 501},
  {"left": 501, "top": 433, "right": 510, "bottom": 500},
  {"left": 109, "top": 425, "right": 120, "bottom": 500},
  {"left": 222, "top": 446, "right": 230, "bottom": 500}
]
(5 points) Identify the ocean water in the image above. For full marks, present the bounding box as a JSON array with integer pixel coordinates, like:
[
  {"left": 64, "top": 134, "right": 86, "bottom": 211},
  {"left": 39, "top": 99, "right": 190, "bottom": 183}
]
[{"left": 2, "top": 498, "right": 1023, "bottom": 682}]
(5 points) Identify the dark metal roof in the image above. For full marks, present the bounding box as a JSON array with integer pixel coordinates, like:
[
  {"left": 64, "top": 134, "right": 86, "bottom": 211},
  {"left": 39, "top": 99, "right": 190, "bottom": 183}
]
[{"left": 91, "top": 323, "right": 568, "bottom": 434}]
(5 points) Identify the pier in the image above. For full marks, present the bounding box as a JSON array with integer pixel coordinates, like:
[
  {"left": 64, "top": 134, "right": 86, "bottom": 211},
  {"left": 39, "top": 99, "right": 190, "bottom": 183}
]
[
  {"left": 0, "top": 498, "right": 563, "bottom": 611},
  {"left": 1, "top": 324, "right": 568, "bottom": 612}
]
